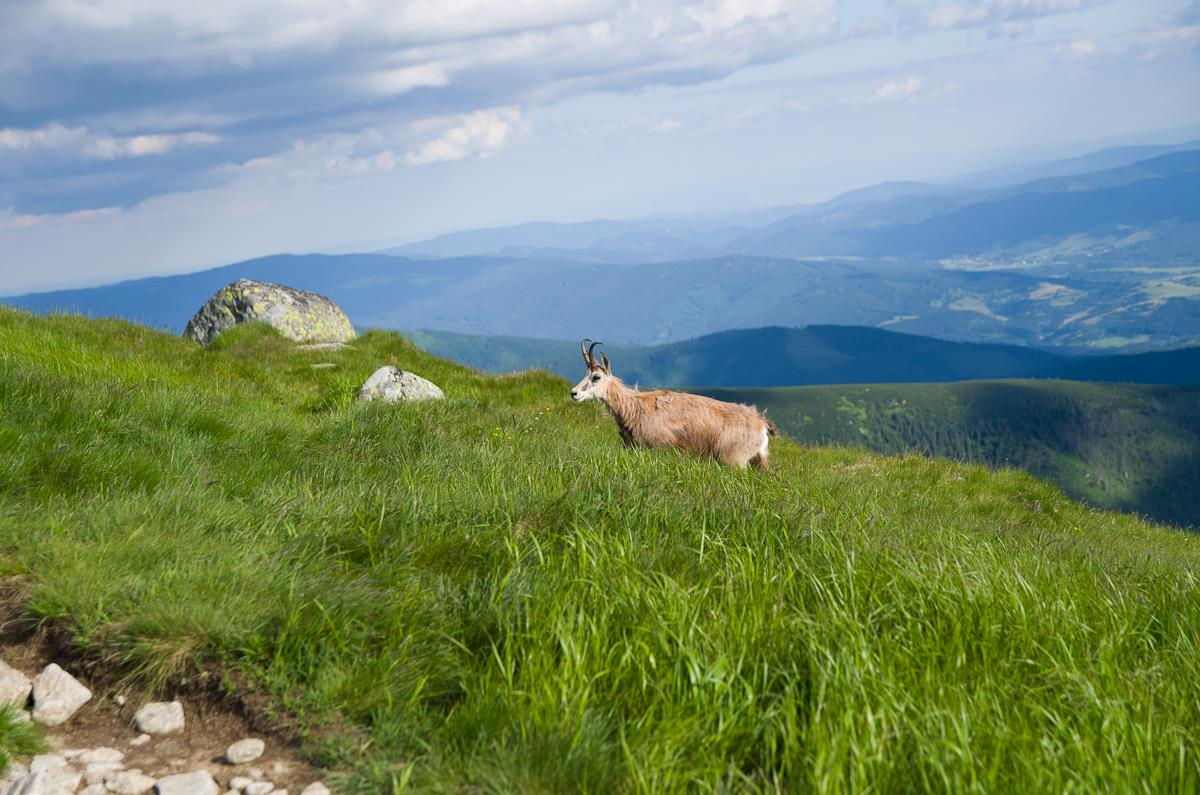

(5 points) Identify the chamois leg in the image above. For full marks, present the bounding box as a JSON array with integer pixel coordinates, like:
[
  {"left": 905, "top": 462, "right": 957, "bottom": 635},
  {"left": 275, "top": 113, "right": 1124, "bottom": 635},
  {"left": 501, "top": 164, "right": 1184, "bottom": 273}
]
[{"left": 747, "top": 427, "right": 771, "bottom": 470}]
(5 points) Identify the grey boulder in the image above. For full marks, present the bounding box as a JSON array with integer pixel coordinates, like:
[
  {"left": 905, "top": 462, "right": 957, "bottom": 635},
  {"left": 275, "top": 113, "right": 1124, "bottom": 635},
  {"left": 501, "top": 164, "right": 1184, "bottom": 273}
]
[
  {"left": 357, "top": 366, "right": 444, "bottom": 403},
  {"left": 184, "top": 279, "right": 356, "bottom": 347}
]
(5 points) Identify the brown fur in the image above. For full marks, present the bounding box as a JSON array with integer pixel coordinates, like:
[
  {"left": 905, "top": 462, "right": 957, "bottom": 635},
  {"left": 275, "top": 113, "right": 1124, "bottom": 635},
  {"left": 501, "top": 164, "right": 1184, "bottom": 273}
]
[{"left": 573, "top": 363, "right": 775, "bottom": 469}]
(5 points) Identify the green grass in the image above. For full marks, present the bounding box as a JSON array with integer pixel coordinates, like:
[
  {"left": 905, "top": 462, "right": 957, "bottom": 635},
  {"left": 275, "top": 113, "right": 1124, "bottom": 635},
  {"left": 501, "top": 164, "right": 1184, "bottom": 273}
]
[
  {"left": 2, "top": 307, "right": 1199, "bottom": 792},
  {"left": 0, "top": 706, "right": 44, "bottom": 777},
  {"left": 696, "top": 381, "right": 1200, "bottom": 529}
]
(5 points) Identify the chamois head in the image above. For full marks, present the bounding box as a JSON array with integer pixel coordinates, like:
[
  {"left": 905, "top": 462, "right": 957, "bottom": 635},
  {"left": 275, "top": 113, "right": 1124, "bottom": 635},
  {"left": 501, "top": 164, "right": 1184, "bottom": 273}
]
[{"left": 570, "top": 339, "right": 613, "bottom": 402}]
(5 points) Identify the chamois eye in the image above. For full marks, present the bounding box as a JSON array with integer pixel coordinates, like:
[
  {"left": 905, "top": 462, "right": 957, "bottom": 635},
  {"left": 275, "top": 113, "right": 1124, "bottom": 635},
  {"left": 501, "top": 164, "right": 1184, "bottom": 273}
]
[{"left": 591, "top": 374, "right": 601, "bottom": 382}]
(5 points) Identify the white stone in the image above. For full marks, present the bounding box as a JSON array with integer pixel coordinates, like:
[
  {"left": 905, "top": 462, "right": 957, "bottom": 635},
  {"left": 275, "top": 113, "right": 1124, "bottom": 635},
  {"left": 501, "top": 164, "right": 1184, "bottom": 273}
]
[
  {"left": 246, "top": 769, "right": 264, "bottom": 781},
  {"left": 1, "top": 771, "right": 43, "bottom": 795},
  {"left": 83, "top": 762, "right": 123, "bottom": 785},
  {"left": 357, "top": 366, "right": 444, "bottom": 403},
  {"left": 30, "top": 664, "right": 91, "bottom": 726},
  {"left": 298, "top": 786, "right": 329, "bottom": 795},
  {"left": 133, "top": 701, "right": 184, "bottom": 734},
  {"left": 272, "top": 791, "right": 288, "bottom": 795},
  {"left": 77, "top": 748, "right": 123, "bottom": 765},
  {"left": 228, "top": 777, "right": 253, "bottom": 791},
  {"left": 27, "top": 758, "right": 67, "bottom": 777},
  {"left": 155, "top": 771, "right": 219, "bottom": 795},
  {"left": 244, "top": 782, "right": 273, "bottom": 795},
  {"left": 80, "top": 786, "right": 107, "bottom": 795},
  {"left": 224, "top": 739, "right": 265, "bottom": 765},
  {"left": 106, "top": 770, "right": 156, "bottom": 795},
  {"left": 8, "top": 765, "right": 81, "bottom": 795},
  {"left": 129, "top": 734, "right": 151, "bottom": 747},
  {"left": 0, "top": 661, "right": 32, "bottom": 707}
]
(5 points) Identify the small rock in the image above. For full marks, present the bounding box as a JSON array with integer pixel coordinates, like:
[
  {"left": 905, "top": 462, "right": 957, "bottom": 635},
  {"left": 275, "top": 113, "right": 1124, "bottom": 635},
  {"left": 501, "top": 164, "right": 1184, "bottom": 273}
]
[
  {"left": 0, "top": 661, "right": 32, "bottom": 707},
  {"left": 269, "top": 762, "right": 288, "bottom": 777},
  {"left": 228, "top": 777, "right": 253, "bottom": 791},
  {"left": 247, "top": 769, "right": 265, "bottom": 781},
  {"left": 83, "top": 762, "right": 124, "bottom": 785},
  {"left": 129, "top": 734, "right": 151, "bottom": 747},
  {"left": 17, "top": 763, "right": 81, "bottom": 794},
  {"left": 244, "top": 782, "right": 274, "bottom": 795},
  {"left": 310, "top": 363, "right": 336, "bottom": 370},
  {"left": 80, "top": 786, "right": 108, "bottom": 795},
  {"left": 1, "top": 771, "right": 43, "bottom": 795},
  {"left": 357, "top": 365, "right": 444, "bottom": 403},
  {"left": 106, "top": 770, "right": 156, "bottom": 795},
  {"left": 224, "top": 739, "right": 265, "bottom": 765},
  {"left": 27, "top": 757, "right": 65, "bottom": 775},
  {"left": 273, "top": 790, "right": 288, "bottom": 795},
  {"left": 77, "top": 748, "right": 123, "bottom": 765},
  {"left": 134, "top": 701, "right": 185, "bottom": 734},
  {"left": 30, "top": 664, "right": 91, "bottom": 726},
  {"left": 115, "top": 695, "right": 127, "bottom": 706},
  {"left": 155, "top": 771, "right": 219, "bottom": 795}
]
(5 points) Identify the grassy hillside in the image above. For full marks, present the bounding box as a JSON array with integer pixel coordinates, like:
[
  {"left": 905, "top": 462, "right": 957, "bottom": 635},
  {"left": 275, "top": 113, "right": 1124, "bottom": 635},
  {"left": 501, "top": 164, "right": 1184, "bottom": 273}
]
[
  {"left": 407, "top": 326, "right": 1200, "bottom": 387},
  {"left": 695, "top": 381, "right": 1200, "bottom": 529},
  {"left": 2, "top": 307, "right": 1200, "bottom": 791}
]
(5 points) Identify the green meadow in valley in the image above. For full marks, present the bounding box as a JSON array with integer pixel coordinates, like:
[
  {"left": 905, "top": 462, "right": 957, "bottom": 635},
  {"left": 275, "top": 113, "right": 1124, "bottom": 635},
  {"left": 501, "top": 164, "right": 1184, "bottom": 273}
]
[{"left": 1, "top": 307, "right": 1199, "bottom": 792}]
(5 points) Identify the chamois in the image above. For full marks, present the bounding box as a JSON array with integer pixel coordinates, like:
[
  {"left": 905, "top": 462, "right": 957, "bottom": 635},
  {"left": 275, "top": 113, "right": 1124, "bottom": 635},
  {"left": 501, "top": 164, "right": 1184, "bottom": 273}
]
[{"left": 570, "top": 339, "right": 778, "bottom": 470}]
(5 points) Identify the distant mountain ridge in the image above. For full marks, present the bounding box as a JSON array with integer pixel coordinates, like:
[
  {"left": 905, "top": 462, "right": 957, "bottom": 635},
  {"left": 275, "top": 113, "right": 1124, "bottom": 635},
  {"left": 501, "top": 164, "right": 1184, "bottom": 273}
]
[
  {"left": 5, "top": 142, "right": 1199, "bottom": 352},
  {"left": 407, "top": 326, "right": 1200, "bottom": 388}
]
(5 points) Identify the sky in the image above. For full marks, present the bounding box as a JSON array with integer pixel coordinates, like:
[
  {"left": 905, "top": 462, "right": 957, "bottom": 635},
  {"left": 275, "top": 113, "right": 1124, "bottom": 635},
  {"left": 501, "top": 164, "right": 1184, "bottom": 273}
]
[{"left": 1, "top": 0, "right": 1198, "bottom": 294}]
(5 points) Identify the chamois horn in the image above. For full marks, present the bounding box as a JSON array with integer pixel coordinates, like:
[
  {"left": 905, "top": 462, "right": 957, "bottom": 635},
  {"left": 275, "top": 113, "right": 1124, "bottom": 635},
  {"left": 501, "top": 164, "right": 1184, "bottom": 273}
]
[{"left": 582, "top": 339, "right": 602, "bottom": 368}]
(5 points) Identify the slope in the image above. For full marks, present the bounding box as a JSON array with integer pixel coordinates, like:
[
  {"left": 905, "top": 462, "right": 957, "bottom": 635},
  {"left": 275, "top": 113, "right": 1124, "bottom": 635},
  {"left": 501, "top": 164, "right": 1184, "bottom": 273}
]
[
  {"left": 1, "top": 307, "right": 1199, "bottom": 792},
  {"left": 694, "top": 381, "right": 1200, "bottom": 529}
]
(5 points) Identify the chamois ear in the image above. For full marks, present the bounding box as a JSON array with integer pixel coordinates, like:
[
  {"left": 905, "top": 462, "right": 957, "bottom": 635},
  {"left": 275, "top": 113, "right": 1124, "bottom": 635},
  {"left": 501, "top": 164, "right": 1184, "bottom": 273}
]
[{"left": 600, "top": 352, "right": 611, "bottom": 374}]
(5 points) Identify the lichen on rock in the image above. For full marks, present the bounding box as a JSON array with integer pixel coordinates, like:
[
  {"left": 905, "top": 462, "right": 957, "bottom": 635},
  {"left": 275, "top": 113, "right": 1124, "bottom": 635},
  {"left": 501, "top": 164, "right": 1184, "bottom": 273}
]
[
  {"left": 184, "top": 279, "right": 356, "bottom": 347},
  {"left": 357, "top": 366, "right": 444, "bottom": 402}
]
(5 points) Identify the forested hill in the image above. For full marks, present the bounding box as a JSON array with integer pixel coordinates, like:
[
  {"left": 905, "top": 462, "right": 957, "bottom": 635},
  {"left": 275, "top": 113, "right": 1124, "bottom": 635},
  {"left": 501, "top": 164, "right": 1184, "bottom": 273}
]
[{"left": 695, "top": 380, "right": 1200, "bottom": 529}]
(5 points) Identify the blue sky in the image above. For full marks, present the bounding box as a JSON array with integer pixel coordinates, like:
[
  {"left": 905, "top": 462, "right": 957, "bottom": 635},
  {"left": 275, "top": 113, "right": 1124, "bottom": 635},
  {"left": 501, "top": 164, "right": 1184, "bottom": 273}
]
[{"left": 1, "top": 0, "right": 1198, "bottom": 293}]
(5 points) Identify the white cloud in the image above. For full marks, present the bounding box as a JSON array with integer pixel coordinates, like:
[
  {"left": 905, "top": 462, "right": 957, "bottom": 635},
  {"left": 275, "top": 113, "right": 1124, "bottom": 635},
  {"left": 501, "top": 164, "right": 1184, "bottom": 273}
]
[
  {"left": 653, "top": 118, "right": 683, "bottom": 133},
  {"left": 361, "top": 63, "right": 451, "bottom": 97},
  {"left": 85, "top": 131, "right": 221, "bottom": 159},
  {"left": 1056, "top": 38, "right": 1097, "bottom": 58},
  {"left": 896, "top": 0, "right": 1102, "bottom": 36},
  {"left": 4, "top": 206, "right": 121, "bottom": 231},
  {"left": 405, "top": 107, "right": 524, "bottom": 166},
  {"left": 842, "top": 74, "right": 960, "bottom": 105},
  {"left": 0, "top": 123, "right": 87, "bottom": 150},
  {"left": 873, "top": 75, "right": 923, "bottom": 101},
  {"left": 0, "top": 124, "right": 219, "bottom": 159}
]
